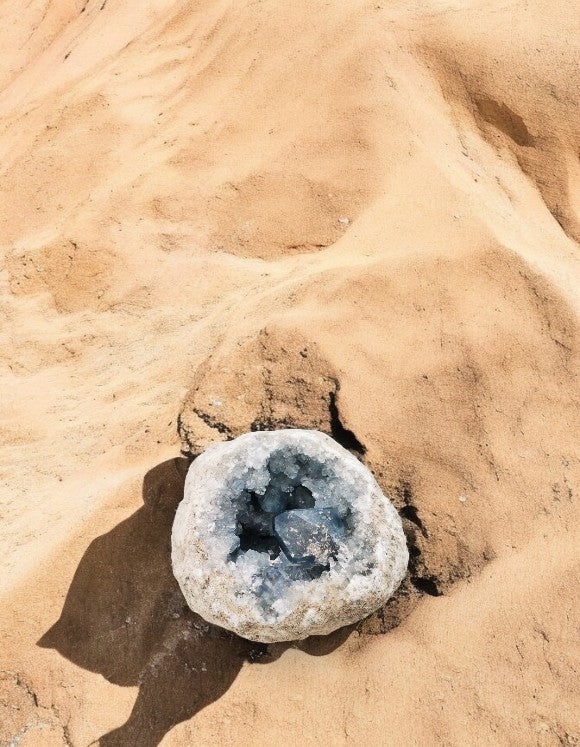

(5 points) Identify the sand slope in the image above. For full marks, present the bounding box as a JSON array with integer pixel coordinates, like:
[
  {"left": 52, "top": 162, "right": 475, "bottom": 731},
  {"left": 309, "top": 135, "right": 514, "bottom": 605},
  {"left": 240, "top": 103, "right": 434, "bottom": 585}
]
[{"left": 0, "top": 0, "right": 579, "bottom": 744}]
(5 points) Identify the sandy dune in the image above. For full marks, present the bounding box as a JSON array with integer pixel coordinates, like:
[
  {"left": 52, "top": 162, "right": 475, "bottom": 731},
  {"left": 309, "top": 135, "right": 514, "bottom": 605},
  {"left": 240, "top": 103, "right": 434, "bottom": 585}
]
[{"left": 1, "top": 0, "right": 579, "bottom": 744}]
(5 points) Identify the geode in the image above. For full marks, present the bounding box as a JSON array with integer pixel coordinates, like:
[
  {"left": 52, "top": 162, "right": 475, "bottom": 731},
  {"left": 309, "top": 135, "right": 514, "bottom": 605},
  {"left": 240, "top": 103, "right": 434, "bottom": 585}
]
[{"left": 171, "top": 429, "right": 408, "bottom": 642}]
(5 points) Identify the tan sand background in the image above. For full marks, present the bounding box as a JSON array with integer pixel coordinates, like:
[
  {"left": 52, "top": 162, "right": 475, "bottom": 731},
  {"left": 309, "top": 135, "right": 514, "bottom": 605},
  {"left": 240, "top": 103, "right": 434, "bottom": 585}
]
[{"left": 0, "top": 0, "right": 579, "bottom": 744}]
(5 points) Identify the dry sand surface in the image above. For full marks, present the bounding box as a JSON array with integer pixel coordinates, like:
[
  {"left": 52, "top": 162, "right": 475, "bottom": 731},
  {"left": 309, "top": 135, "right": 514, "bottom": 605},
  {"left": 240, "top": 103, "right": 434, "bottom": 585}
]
[{"left": 1, "top": 0, "right": 579, "bottom": 744}]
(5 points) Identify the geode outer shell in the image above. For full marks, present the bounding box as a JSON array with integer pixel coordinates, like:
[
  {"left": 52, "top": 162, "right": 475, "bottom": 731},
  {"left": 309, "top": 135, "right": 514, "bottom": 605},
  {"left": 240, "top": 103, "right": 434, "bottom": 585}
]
[{"left": 171, "top": 429, "right": 408, "bottom": 642}]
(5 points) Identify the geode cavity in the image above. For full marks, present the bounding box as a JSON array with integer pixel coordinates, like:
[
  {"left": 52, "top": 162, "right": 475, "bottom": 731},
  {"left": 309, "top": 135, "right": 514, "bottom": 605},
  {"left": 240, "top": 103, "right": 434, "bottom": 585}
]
[{"left": 171, "top": 429, "right": 408, "bottom": 642}]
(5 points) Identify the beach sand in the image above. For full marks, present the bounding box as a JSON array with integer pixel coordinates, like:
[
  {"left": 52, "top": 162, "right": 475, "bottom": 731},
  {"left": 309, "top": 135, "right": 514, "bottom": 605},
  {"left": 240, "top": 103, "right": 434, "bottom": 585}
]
[{"left": 0, "top": 0, "right": 578, "bottom": 744}]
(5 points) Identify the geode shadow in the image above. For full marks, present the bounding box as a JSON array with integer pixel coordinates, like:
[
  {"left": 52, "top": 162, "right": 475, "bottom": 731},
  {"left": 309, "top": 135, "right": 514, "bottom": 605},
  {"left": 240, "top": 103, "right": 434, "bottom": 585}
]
[{"left": 38, "top": 457, "right": 352, "bottom": 746}]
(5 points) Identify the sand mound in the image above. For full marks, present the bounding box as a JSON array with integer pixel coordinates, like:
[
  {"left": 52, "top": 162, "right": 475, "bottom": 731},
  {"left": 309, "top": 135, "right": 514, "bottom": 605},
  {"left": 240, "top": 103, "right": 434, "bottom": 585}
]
[{"left": 0, "top": 0, "right": 578, "bottom": 744}]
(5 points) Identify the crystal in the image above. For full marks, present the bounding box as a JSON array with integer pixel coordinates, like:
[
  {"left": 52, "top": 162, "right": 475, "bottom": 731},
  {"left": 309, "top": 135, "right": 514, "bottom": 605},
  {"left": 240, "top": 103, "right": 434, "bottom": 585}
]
[
  {"left": 172, "top": 429, "right": 408, "bottom": 642},
  {"left": 274, "top": 508, "right": 344, "bottom": 565}
]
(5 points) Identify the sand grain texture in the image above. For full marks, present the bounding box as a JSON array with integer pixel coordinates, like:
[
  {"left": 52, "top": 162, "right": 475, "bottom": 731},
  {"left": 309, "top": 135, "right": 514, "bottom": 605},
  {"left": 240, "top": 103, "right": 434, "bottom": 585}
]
[{"left": 0, "top": 0, "right": 579, "bottom": 744}]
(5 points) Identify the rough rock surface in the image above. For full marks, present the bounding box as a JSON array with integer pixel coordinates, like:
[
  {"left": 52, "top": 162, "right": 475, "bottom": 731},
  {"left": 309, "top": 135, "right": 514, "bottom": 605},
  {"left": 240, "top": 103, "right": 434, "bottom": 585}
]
[{"left": 172, "top": 430, "right": 408, "bottom": 642}]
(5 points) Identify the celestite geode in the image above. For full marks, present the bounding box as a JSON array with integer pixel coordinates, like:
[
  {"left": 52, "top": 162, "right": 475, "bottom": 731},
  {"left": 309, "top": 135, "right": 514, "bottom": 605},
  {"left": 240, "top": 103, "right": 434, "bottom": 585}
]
[{"left": 171, "top": 429, "right": 408, "bottom": 642}]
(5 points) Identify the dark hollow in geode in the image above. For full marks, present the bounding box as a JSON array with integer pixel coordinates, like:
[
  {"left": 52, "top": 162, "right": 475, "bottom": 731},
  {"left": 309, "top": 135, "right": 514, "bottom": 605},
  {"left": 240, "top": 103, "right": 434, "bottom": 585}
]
[
  {"left": 224, "top": 449, "right": 353, "bottom": 604},
  {"left": 231, "top": 477, "right": 348, "bottom": 577}
]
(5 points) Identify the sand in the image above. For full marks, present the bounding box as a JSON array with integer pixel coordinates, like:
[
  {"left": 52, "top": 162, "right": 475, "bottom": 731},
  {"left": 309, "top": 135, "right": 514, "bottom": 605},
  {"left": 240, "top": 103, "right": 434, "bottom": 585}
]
[{"left": 0, "top": 0, "right": 579, "bottom": 744}]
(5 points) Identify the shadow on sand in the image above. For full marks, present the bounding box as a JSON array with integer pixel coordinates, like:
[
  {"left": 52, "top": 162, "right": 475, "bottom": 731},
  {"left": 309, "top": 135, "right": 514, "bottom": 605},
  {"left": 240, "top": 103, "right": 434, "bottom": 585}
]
[{"left": 38, "top": 457, "right": 353, "bottom": 746}]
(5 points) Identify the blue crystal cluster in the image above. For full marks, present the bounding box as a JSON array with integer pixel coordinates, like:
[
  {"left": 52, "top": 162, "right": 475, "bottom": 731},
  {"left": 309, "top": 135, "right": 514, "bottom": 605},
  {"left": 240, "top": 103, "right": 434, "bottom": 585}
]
[
  {"left": 226, "top": 448, "right": 351, "bottom": 605},
  {"left": 172, "top": 429, "right": 409, "bottom": 641}
]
